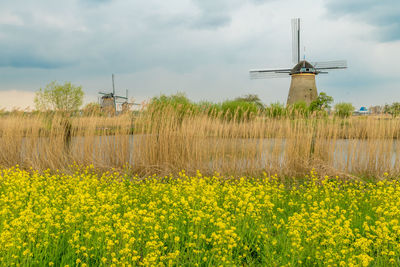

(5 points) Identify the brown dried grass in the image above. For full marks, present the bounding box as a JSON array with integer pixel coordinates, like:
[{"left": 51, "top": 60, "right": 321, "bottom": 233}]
[{"left": 0, "top": 109, "right": 399, "bottom": 178}]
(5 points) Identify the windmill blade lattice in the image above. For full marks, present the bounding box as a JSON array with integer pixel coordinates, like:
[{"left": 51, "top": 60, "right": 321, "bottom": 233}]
[
  {"left": 250, "top": 68, "right": 291, "bottom": 79},
  {"left": 248, "top": 18, "right": 347, "bottom": 106},
  {"left": 312, "top": 60, "right": 347, "bottom": 70},
  {"left": 292, "top": 18, "right": 300, "bottom": 64}
]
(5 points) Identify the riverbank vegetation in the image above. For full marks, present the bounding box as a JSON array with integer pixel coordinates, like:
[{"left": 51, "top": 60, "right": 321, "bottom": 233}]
[{"left": 0, "top": 103, "right": 400, "bottom": 179}]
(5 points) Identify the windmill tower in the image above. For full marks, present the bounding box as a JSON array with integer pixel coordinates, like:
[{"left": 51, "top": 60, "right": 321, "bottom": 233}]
[
  {"left": 250, "top": 18, "right": 347, "bottom": 105},
  {"left": 99, "top": 74, "right": 136, "bottom": 115}
]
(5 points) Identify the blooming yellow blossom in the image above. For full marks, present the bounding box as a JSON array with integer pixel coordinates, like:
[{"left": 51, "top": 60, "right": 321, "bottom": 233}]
[{"left": 0, "top": 167, "right": 399, "bottom": 266}]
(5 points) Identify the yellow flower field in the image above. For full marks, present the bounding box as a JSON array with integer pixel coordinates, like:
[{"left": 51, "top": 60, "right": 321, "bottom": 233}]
[{"left": 0, "top": 167, "right": 399, "bottom": 266}]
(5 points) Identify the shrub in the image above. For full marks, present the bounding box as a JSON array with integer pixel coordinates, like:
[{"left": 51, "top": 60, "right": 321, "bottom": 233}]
[
  {"left": 334, "top": 102, "right": 354, "bottom": 118},
  {"left": 384, "top": 103, "right": 400, "bottom": 117},
  {"left": 309, "top": 92, "right": 333, "bottom": 112},
  {"left": 265, "top": 102, "right": 286, "bottom": 118},
  {"left": 34, "top": 81, "right": 84, "bottom": 113},
  {"left": 220, "top": 100, "right": 259, "bottom": 121},
  {"left": 146, "top": 92, "right": 199, "bottom": 123},
  {"left": 234, "top": 94, "right": 264, "bottom": 110},
  {"left": 197, "top": 101, "right": 222, "bottom": 117},
  {"left": 287, "top": 101, "right": 310, "bottom": 118},
  {"left": 148, "top": 92, "right": 194, "bottom": 112}
]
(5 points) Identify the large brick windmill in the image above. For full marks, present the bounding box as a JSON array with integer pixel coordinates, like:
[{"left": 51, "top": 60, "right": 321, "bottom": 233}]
[{"left": 250, "top": 18, "right": 347, "bottom": 105}]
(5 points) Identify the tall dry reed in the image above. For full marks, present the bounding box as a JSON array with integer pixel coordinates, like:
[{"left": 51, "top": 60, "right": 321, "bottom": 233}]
[{"left": 0, "top": 110, "right": 399, "bottom": 178}]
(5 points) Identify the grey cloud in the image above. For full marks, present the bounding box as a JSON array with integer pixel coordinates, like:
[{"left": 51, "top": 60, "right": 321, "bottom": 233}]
[
  {"left": 325, "top": 0, "right": 400, "bottom": 41},
  {"left": 0, "top": 0, "right": 398, "bottom": 108},
  {"left": 190, "top": 0, "right": 240, "bottom": 29},
  {"left": 189, "top": 0, "right": 274, "bottom": 29},
  {"left": 0, "top": 22, "right": 83, "bottom": 69},
  {"left": 82, "top": 0, "right": 111, "bottom": 3},
  {"left": 0, "top": 53, "right": 69, "bottom": 69},
  {"left": 191, "top": 13, "right": 231, "bottom": 29},
  {"left": 0, "top": 0, "right": 261, "bottom": 73},
  {"left": 80, "top": 0, "right": 112, "bottom": 6}
]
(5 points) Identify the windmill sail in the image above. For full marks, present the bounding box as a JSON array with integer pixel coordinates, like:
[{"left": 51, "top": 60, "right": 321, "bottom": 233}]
[
  {"left": 99, "top": 74, "right": 134, "bottom": 114},
  {"left": 250, "top": 68, "right": 291, "bottom": 79},
  {"left": 292, "top": 18, "right": 300, "bottom": 64},
  {"left": 312, "top": 60, "right": 347, "bottom": 70},
  {"left": 249, "top": 18, "right": 347, "bottom": 84}
]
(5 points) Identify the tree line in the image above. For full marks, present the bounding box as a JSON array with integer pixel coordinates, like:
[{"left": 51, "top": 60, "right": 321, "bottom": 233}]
[{"left": 30, "top": 81, "right": 400, "bottom": 119}]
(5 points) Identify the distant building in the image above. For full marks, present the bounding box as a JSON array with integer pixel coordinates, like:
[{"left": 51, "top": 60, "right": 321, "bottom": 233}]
[
  {"left": 354, "top": 106, "right": 370, "bottom": 115},
  {"left": 369, "top": 105, "right": 384, "bottom": 114}
]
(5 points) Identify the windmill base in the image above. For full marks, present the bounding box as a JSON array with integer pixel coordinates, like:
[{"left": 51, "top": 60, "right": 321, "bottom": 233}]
[{"left": 287, "top": 73, "right": 318, "bottom": 105}]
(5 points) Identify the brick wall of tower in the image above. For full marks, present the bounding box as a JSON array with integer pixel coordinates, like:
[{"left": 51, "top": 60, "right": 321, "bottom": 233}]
[{"left": 287, "top": 74, "right": 318, "bottom": 105}]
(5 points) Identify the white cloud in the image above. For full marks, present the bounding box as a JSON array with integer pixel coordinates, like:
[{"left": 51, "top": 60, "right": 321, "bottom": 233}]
[{"left": 0, "top": 12, "right": 24, "bottom": 26}]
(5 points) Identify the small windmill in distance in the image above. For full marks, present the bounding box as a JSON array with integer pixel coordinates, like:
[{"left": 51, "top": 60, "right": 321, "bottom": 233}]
[
  {"left": 99, "top": 74, "right": 138, "bottom": 115},
  {"left": 249, "top": 18, "right": 347, "bottom": 105}
]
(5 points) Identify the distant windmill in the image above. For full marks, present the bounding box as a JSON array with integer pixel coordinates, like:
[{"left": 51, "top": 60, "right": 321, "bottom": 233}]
[
  {"left": 121, "top": 89, "right": 141, "bottom": 113},
  {"left": 249, "top": 18, "right": 347, "bottom": 105},
  {"left": 99, "top": 74, "right": 138, "bottom": 114}
]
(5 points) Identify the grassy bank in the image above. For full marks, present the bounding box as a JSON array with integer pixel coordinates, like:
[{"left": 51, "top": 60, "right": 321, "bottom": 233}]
[{"left": 0, "top": 167, "right": 399, "bottom": 266}]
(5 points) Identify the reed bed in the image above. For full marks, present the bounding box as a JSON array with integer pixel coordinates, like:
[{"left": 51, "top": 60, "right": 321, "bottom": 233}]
[{"left": 0, "top": 109, "right": 399, "bottom": 178}]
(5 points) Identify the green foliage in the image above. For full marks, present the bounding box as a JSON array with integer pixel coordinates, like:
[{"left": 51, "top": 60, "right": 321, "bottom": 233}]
[
  {"left": 234, "top": 94, "right": 265, "bottom": 110},
  {"left": 309, "top": 92, "right": 333, "bottom": 112},
  {"left": 334, "top": 102, "right": 354, "bottom": 118},
  {"left": 148, "top": 92, "right": 195, "bottom": 112},
  {"left": 292, "top": 101, "right": 309, "bottom": 113},
  {"left": 34, "top": 81, "right": 84, "bottom": 112},
  {"left": 265, "top": 102, "right": 286, "bottom": 118},
  {"left": 145, "top": 92, "right": 334, "bottom": 120},
  {"left": 220, "top": 100, "right": 259, "bottom": 121},
  {"left": 384, "top": 103, "right": 400, "bottom": 117},
  {"left": 147, "top": 93, "right": 264, "bottom": 122},
  {"left": 286, "top": 101, "right": 311, "bottom": 118},
  {"left": 197, "top": 101, "right": 222, "bottom": 117},
  {"left": 146, "top": 93, "right": 199, "bottom": 124}
]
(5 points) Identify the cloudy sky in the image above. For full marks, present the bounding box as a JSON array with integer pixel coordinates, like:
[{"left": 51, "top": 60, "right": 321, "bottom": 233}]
[{"left": 0, "top": 0, "right": 399, "bottom": 109}]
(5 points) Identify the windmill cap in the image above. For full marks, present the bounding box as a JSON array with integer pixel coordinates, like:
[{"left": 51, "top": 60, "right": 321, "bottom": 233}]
[{"left": 291, "top": 60, "right": 316, "bottom": 74}]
